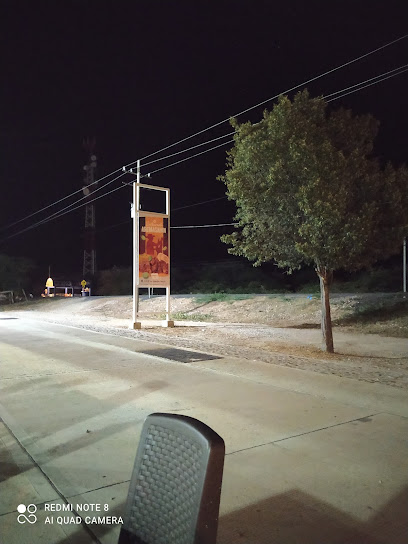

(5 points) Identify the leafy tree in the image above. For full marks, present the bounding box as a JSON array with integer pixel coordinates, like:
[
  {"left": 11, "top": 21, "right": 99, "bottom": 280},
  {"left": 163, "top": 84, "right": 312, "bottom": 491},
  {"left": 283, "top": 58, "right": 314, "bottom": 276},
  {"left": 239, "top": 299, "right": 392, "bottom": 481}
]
[{"left": 219, "top": 90, "right": 408, "bottom": 352}]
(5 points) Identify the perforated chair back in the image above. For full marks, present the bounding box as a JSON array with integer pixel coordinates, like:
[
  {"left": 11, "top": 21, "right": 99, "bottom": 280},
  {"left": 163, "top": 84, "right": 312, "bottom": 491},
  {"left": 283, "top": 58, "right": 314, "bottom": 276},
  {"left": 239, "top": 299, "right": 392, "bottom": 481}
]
[{"left": 118, "top": 413, "right": 225, "bottom": 544}]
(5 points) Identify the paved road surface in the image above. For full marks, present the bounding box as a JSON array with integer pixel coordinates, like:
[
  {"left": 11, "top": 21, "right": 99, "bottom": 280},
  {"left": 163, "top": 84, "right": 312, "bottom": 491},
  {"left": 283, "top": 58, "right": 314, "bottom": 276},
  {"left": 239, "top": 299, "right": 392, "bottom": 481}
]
[{"left": 0, "top": 315, "right": 407, "bottom": 543}]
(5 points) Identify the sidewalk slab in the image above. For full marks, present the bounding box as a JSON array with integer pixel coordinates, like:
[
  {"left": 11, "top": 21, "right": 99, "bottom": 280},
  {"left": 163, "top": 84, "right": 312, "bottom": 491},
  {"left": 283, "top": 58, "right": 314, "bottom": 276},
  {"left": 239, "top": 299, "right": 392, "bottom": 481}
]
[
  {"left": 1, "top": 318, "right": 408, "bottom": 544},
  {"left": 0, "top": 499, "right": 96, "bottom": 544},
  {"left": 0, "top": 422, "right": 59, "bottom": 515},
  {"left": 195, "top": 357, "right": 408, "bottom": 417},
  {"left": 218, "top": 412, "right": 408, "bottom": 544},
  {"left": 0, "top": 422, "right": 95, "bottom": 543},
  {"left": 66, "top": 483, "right": 128, "bottom": 544}
]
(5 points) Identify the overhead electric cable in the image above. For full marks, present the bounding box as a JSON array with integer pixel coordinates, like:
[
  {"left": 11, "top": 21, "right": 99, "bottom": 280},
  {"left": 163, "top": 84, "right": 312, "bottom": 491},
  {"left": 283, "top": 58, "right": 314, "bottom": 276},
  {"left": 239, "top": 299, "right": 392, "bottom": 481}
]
[
  {"left": 171, "top": 222, "right": 238, "bottom": 229},
  {"left": 3, "top": 44, "right": 408, "bottom": 244},
  {"left": 146, "top": 139, "right": 235, "bottom": 176},
  {"left": 0, "top": 167, "right": 124, "bottom": 233},
  {"left": 142, "top": 62, "right": 408, "bottom": 179},
  {"left": 96, "top": 219, "right": 239, "bottom": 233},
  {"left": 142, "top": 132, "right": 235, "bottom": 168},
  {"left": 0, "top": 173, "right": 127, "bottom": 244},
  {"left": 36, "top": 171, "right": 127, "bottom": 226},
  {"left": 324, "top": 63, "right": 408, "bottom": 99},
  {"left": 73, "top": 66, "right": 408, "bottom": 234},
  {"left": 43, "top": 180, "right": 127, "bottom": 224},
  {"left": 4, "top": 34, "right": 406, "bottom": 235},
  {"left": 96, "top": 219, "right": 131, "bottom": 234},
  {"left": 1, "top": 135, "right": 234, "bottom": 231},
  {"left": 95, "top": 197, "right": 230, "bottom": 233},
  {"left": 122, "top": 32, "right": 408, "bottom": 169},
  {"left": 140, "top": 64, "right": 408, "bottom": 181},
  {"left": 172, "top": 197, "right": 227, "bottom": 212},
  {"left": 122, "top": 139, "right": 235, "bottom": 186},
  {"left": 326, "top": 66, "right": 408, "bottom": 103}
]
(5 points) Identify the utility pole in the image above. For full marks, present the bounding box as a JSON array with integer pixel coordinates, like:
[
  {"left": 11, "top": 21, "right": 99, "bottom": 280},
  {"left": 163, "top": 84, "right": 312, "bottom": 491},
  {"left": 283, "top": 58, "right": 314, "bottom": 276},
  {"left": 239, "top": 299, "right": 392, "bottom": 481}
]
[{"left": 82, "top": 138, "right": 97, "bottom": 279}]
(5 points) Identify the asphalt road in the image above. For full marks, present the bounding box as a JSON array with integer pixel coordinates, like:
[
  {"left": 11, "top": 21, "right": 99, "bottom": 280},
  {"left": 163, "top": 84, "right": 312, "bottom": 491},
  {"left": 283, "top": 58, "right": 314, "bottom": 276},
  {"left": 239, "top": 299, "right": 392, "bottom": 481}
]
[{"left": 1, "top": 315, "right": 407, "bottom": 544}]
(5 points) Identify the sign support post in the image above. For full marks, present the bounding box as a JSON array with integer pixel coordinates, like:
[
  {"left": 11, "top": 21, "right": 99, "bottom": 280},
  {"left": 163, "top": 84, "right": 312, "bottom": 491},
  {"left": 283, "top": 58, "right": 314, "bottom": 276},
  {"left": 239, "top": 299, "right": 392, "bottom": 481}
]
[
  {"left": 132, "top": 160, "right": 141, "bottom": 329},
  {"left": 165, "top": 186, "right": 171, "bottom": 323},
  {"left": 403, "top": 237, "right": 406, "bottom": 295},
  {"left": 130, "top": 160, "right": 173, "bottom": 329}
]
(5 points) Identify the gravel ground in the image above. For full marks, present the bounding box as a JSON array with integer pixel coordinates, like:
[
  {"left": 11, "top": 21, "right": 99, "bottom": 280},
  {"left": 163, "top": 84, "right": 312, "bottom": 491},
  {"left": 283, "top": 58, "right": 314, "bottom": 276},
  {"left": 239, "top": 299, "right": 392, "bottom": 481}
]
[{"left": 6, "top": 294, "right": 408, "bottom": 390}]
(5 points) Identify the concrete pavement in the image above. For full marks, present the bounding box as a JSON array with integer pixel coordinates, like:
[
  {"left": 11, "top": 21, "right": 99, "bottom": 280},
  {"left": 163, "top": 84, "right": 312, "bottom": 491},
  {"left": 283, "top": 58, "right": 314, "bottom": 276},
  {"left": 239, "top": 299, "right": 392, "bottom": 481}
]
[{"left": 0, "top": 315, "right": 407, "bottom": 543}]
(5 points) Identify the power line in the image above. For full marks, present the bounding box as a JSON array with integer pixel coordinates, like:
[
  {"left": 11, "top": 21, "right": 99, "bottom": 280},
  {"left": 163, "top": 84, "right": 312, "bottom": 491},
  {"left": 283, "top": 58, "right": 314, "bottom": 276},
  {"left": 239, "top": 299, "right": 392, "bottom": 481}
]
[
  {"left": 123, "top": 66, "right": 408, "bottom": 231},
  {"left": 147, "top": 139, "right": 235, "bottom": 176},
  {"left": 97, "top": 62, "right": 408, "bottom": 233},
  {"left": 4, "top": 34, "right": 406, "bottom": 237},
  {"left": 0, "top": 173, "right": 127, "bottom": 244},
  {"left": 324, "top": 63, "right": 408, "bottom": 100},
  {"left": 1, "top": 136, "right": 234, "bottom": 232},
  {"left": 37, "top": 172, "right": 127, "bottom": 226},
  {"left": 3, "top": 47, "right": 408, "bottom": 243},
  {"left": 1, "top": 142, "right": 235, "bottom": 243},
  {"left": 122, "top": 32, "right": 408, "bottom": 169},
  {"left": 142, "top": 132, "right": 235, "bottom": 168},
  {"left": 94, "top": 197, "right": 230, "bottom": 234},
  {"left": 142, "top": 63, "right": 408, "bottom": 180},
  {"left": 172, "top": 222, "right": 238, "bottom": 229},
  {"left": 143, "top": 64, "right": 408, "bottom": 180},
  {"left": 41, "top": 173, "right": 127, "bottom": 223},
  {"left": 5, "top": 61, "right": 405, "bottom": 238},
  {"left": 172, "top": 196, "right": 227, "bottom": 212},
  {"left": 96, "top": 219, "right": 239, "bottom": 233},
  {"left": 122, "top": 138, "right": 235, "bottom": 186},
  {"left": 96, "top": 219, "right": 131, "bottom": 234},
  {"left": 142, "top": 64, "right": 408, "bottom": 181},
  {"left": 85, "top": 66, "right": 408, "bottom": 235},
  {"left": 326, "top": 66, "right": 408, "bottom": 103},
  {"left": 0, "top": 167, "right": 123, "bottom": 233}
]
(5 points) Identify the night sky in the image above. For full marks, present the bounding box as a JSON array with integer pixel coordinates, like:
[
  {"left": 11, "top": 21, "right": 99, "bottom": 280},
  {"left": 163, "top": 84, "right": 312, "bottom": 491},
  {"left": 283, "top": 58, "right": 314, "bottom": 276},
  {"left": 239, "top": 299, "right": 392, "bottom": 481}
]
[{"left": 1, "top": 1, "right": 407, "bottom": 281}]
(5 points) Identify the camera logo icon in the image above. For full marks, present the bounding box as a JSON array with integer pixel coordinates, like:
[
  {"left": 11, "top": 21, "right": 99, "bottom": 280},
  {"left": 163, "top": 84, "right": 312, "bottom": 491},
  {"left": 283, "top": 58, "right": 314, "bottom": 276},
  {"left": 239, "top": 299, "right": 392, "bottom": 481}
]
[{"left": 17, "top": 504, "right": 37, "bottom": 524}]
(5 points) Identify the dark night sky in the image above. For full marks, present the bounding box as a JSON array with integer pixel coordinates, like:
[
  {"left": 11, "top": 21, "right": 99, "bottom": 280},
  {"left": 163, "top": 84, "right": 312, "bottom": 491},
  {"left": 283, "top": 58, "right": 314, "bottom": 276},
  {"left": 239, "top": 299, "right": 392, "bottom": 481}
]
[{"left": 1, "top": 1, "right": 407, "bottom": 280}]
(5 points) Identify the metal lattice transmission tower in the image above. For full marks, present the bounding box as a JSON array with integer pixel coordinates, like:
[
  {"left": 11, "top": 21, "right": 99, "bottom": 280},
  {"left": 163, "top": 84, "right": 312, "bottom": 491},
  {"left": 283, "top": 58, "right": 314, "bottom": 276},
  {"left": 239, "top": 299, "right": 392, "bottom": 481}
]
[{"left": 82, "top": 138, "right": 98, "bottom": 278}]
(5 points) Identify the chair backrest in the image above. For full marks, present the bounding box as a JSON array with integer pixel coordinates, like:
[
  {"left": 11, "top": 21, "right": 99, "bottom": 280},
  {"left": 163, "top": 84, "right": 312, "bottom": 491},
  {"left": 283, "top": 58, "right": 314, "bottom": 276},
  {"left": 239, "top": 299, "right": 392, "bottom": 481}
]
[{"left": 119, "top": 413, "right": 225, "bottom": 544}]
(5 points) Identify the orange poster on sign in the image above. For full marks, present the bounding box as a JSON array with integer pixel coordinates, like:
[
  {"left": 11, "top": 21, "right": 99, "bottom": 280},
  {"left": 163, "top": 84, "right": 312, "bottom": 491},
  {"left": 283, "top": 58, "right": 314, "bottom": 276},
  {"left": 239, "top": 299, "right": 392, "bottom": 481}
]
[{"left": 138, "top": 215, "right": 169, "bottom": 287}]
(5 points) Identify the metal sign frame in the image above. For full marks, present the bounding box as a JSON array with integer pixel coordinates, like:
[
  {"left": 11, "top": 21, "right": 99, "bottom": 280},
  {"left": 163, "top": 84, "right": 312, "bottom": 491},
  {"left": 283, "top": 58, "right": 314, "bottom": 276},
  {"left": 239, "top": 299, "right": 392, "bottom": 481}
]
[{"left": 132, "top": 165, "right": 172, "bottom": 329}]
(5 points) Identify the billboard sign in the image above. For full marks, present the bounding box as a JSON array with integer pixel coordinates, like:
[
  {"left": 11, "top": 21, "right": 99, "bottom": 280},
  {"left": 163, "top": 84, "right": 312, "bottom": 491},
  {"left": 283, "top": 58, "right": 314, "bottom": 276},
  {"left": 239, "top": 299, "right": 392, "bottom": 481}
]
[{"left": 138, "top": 214, "right": 169, "bottom": 287}]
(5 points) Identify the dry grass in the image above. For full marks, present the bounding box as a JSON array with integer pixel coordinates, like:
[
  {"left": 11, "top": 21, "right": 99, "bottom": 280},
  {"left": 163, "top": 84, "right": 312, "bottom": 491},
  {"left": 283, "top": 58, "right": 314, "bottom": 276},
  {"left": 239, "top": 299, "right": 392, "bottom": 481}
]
[{"left": 3, "top": 292, "right": 407, "bottom": 337}]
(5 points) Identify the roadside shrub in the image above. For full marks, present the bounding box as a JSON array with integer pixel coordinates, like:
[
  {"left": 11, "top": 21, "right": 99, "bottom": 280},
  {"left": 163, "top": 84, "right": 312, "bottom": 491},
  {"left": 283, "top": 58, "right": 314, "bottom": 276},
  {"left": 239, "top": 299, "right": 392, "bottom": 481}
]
[
  {"left": 97, "top": 267, "right": 132, "bottom": 295},
  {"left": 296, "top": 281, "right": 320, "bottom": 294},
  {"left": 332, "top": 265, "right": 403, "bottom": 293}
]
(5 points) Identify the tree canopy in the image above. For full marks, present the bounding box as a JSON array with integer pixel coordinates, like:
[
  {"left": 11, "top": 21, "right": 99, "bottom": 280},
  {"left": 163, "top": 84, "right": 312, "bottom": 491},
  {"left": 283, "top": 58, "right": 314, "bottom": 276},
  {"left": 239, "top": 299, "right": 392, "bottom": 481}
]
[{"left": 219, "top": 90, "right": 408, "bottom": 351}]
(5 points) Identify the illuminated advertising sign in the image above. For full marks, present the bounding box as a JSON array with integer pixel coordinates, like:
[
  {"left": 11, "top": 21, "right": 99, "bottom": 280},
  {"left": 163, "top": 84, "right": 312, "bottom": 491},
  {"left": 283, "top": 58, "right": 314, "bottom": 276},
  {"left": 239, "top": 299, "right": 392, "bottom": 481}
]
[{"left": 138, "top": 214, "right": 169, "bottom": 287}]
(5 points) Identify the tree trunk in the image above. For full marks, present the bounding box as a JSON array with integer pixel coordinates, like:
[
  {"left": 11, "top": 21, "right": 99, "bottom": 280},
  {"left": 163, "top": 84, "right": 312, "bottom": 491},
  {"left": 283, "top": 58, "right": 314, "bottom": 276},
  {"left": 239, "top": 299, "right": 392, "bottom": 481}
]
[{"left": 316, "top": 267, "right": 334, "bottom": 353}]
